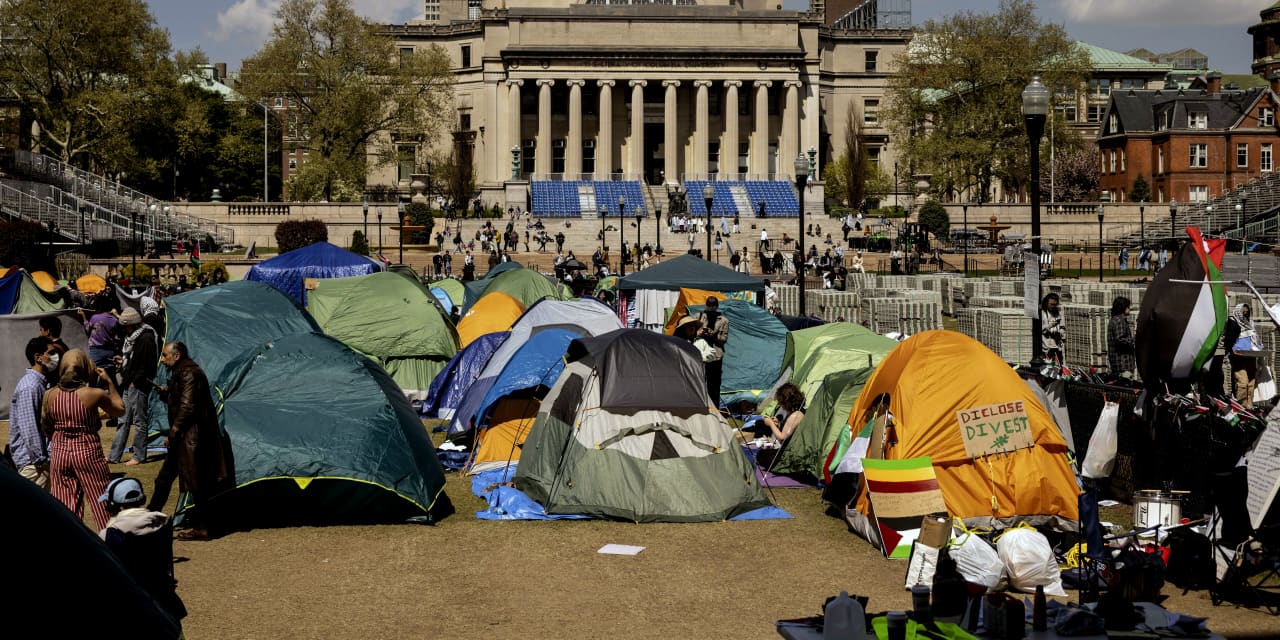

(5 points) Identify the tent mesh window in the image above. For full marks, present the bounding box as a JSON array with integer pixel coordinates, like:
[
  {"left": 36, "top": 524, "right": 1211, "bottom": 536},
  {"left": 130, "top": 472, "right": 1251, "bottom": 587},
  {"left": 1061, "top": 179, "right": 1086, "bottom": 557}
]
[{"left": 551, "top": 374, "right": 584, "bottom": 424}]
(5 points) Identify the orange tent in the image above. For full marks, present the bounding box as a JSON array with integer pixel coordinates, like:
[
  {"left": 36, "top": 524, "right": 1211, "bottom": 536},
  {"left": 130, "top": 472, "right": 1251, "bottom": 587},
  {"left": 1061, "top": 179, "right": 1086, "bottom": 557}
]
[
  {"left": 661, "top": 288, "right": 727, "bottom": 335},
  {"left": 468, "top": 397, "right": 539, "bottom": 474},
  {"left": 835, "top": 330, "right": 1078, "bottom": 537},
  {"left": 456, "top": 292, "right": 525, "bottom": 348},
  {"left": 30, "top": 271, "right": 59, "bottom": 291},
  {"left": 76, "top": 274, "right": 108, "bottom": 295}
]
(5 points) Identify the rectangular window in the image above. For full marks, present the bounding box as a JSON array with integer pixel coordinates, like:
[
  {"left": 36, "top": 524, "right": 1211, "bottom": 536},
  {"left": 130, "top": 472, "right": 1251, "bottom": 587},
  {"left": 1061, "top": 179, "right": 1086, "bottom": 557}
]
[
  {"left": 583, "top": 140, "right": 596, "bottom": 175},
  {"left": 1189, "top": 144, "right": 1208, "bottom": 168},
  {"left": 1189, "top": 185, "right": 1208, "bottom": 202},
  {"left": 1262, "top": 107, "right": 1276, "bottom": 127},
  {"left": 864, "top": 50, "right": 878, "bottom": 73},
  {"left": 460, "top": 113, "right": 471, "bottom": 130},
  {"left": 708, "top": 142, "right": 720, "bottom": 175},
  {"left": 867, "top": 146, "right": 881, "bottom": 166},
  {"left": 397, "top": 146, "right": 415, "bottom": 182},
  {"left": 1089, "top": 78, "right": 1111, "bottom": 97},
  {"left": 1238, "top": 143, "right": 1249, "bottom": 168},
  {"left": 552, "top": 139, "right": 566, "bottom": 174},
  {"left": 424, "top": 0, "right": 440, "bottom": 20},
  {"left": 467, "top": 0, "right": 481, "bottom": 20},
  {"left": 1120, "top": 149, "right": 1126, "bottom": 172},
  {"left": 863, "top": 98, "right": 879, "bottom": 125},
  {"left": 1108, "top": 113, "right": 1118, "bottom": 132},
  {"left": 399, "top": 47, "right": 413, "bottom": 69},
  {"left": 1059, "top": 105, "right": 1077, "bottom": 122},
  {"left": 709, "top": 91, "right": 721, "bottom": 117},
  {"left": 1120, "top": 78, "right": 1145, "bottom": 90},
  {"left": 1158, "top": 187, "right": 1165, "bottom": 202},
  {"left": 274, "top": 97, "right": 283, "bottom": 107},
  {"left": 1087, "top": 105, "right": 1105, "bottom": 122},
  {"left": 1100, "top": 152, "right": 1106, "bottom": 174},
  {"left": 1263, "top": 144, "right": 1274, "bottom": 172},
  {"left": 1109, "top": 150, "right": 1117, "bottom": 174},
  {"left": 1157, "top": 147, "right": 1164, "bottom": 173},
  {"left": 1188, "top": 112, "right": 1208, "bottom": 129},
  {"left": 461, "top": 45, "right": 471, "bottom": 68}
]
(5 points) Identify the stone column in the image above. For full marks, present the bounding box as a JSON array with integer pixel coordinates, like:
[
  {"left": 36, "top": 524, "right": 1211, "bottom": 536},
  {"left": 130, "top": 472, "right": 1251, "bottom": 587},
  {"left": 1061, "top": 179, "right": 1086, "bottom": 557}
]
[
  {"left": 506, "top": 79, "right": 523, "bottom": 177},
  {"left": 663, "top": 80, "right": 681, "bottom": 184},
  {"left": 693, "top": 80, "right": 712, "bottom": 178},
  {"left": 752, "top": 80, "right": 772, "bottom": 177},
  {"left": 536, "top": 79, "right": 554, "bottom": 176},
  {"left": 782, "top": 80, "right": 802, "bottom": 178},
  {"left": 629, "top": 80, "right": 647, "bottom": 178},
  {"left": 597, "top": 80, "right": 615, "bottom": 179},
  {"left": 567, "top": 79, "right": 585, "bottom": 177},
  {"left": 723, "top": 80, "right": 741, "bottom": 177}
]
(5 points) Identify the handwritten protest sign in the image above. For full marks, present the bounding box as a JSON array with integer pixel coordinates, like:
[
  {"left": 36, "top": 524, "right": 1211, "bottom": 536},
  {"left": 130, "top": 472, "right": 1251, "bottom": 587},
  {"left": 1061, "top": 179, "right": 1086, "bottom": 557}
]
[{"left": 957, "top": 401, "right": 1032, "bottom": 458}]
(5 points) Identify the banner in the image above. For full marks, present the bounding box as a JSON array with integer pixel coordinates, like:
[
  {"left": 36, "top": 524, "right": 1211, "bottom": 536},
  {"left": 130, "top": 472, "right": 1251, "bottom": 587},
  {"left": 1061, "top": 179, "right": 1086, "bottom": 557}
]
[{"left": 957, "top": 401, "right": 1033, "bottom": 458}]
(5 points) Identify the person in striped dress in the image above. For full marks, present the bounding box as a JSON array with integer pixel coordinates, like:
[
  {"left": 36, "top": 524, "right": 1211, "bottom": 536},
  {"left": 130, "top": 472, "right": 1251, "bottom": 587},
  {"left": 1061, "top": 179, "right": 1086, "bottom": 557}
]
[{"left": 40, "top": 349, "right": 124, "bottom": 529}]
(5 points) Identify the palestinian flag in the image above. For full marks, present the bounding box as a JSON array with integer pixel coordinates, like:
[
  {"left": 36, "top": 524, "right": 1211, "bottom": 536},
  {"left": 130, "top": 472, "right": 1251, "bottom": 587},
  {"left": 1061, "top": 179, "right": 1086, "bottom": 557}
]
[
  {"left": 1136, "top": 227, "right": 1228, "bottom": 383},
  {"left": 824, "top": 417, "right": 874, "bottom": 484},
  {"left": 189, "top": 241, "right": 201, "bottom": 269},
  {"left": 861, "top": 456, "right": 946, "bottom": 558}
]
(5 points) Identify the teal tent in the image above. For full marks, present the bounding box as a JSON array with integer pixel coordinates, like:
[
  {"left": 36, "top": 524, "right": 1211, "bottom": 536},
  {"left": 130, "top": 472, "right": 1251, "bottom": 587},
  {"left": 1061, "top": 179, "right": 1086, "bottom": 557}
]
[{"left": 688, "top": 299, "right": 788, "bottom": 405}]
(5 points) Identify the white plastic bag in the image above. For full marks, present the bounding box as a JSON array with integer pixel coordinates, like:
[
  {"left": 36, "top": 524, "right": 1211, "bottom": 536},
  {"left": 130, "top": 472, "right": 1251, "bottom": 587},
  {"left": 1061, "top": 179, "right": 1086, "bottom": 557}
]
[
  {"left": 692, "top": 338, "right": 716, "bottom": 362},
  {"left": 950, "top": 532, "right": 1005, "bottom": 590},
  {"left": 905, "top": 542, "right": 939, "bottom": 590},
  {"left": 1081, "top": 401, "right": 1119, "bottom": 479},
  {"left": 996, "top": 526, "right": 1066, "bottom": 596}
]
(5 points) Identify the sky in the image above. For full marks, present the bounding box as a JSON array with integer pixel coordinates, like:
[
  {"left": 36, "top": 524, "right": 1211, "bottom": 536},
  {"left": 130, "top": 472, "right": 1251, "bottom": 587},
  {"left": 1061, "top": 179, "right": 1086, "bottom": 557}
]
[{"left": 154, "top": 0, "right": 1265, "bottom": 75}]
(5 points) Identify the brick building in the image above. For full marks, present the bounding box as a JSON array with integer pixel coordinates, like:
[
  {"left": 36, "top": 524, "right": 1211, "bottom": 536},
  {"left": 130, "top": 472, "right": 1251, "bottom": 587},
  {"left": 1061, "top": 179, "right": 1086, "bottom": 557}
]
[{"left": 1097, "top": 75, "right": 1280, "bottom": 204}]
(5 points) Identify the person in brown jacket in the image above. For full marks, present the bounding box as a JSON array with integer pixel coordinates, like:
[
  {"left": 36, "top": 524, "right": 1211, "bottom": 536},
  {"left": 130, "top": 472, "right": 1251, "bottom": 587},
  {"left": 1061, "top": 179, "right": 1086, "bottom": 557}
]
[{"left": 148, "top": 341, "right": 234, "bottom": 540}]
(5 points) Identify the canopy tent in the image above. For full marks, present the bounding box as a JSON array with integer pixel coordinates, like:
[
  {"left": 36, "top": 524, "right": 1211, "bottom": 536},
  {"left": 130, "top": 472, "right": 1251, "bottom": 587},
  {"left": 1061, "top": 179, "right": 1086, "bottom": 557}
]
[
  {"left": 307, "top": 271, "right": 459, "bottom": 402},
  {"left": 456, "top": 291, "right": 525, "bottom": 348},
  {"left": 448, "top": 298, "right": 623, "bottom": 435},
  {"left": 685, "top": 299, "right": 789, "bottom": 406},
  {"left": 148, "top": 281, "right": 321, "bottom": 435},
  {"left": 770, "top": 368, "right": 874, "bottom": 481},
  {"left": 616, "top": 253, "right": 765, "bottom": 292},
  {"left": 0, "top": 310, "right": 88, "bottom": 419},
  {"left": 514, "top": 329, "right": 770, "bottom": 522},
  {"left": 422, "top": 332, "right": 507, "bottom": 419},
  {"left": 462, "top": 265, "right": 565, "bottom": 313},
  {"left": 245, "top": 241, "right": 381, "bottom": 304},
  {"left": 213, "top": 332, "right": 452, "bottom": 526},
  {"left": 831, "top": 331, "right": 1079, "bottom": 550},
  {"left": 1, "top": 465, "right": 183, "bottom": 638}
]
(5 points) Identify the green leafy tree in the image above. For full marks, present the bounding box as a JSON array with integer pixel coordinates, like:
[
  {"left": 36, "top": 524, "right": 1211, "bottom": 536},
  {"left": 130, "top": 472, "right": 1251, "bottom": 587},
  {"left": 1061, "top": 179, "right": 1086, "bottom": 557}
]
[
  {"left": 917, "top": 200, "right": 950, "bottom": 240},
  {"left": 404, "top": 202, "right": 436, "bottom": 244},
  {"left": 274, "top": 218, "right": 329, "bottom": 253},
  {"left": 350, "top": 230, "right": 370, "bottom": 255},
  {"left": 239, "top": 0, "right": 455, "bottom": 201},
  {"left": 883, "top": 0, "right": 1089, "bottom": 201},
  {"left": 1130, "top": 174, "right": 1151, "bottom": 203}
]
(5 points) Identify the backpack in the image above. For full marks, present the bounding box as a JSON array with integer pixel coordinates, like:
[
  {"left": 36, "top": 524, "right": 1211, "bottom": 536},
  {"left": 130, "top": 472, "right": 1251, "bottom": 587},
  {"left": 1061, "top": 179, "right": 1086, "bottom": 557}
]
[
  {"left": 1164, "top": 527, "right": 1216, "bottom": 590},
  {"left": 1104, "top": 547, "right": 1165, "bottom": 601}
]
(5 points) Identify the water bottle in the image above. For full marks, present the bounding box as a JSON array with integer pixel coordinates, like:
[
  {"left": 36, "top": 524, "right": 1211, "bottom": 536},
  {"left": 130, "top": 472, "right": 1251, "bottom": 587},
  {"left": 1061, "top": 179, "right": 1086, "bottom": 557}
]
[
  {"left": 1032, "top": 585, "right": 1047, "bottom": 631},
  {"left": 886, "top": 611, "right": 909, "bottom": 640},
  {"left": 823, "top": 591, "right": 864, "bottom": 640},
  {"left": 910, "top": 584, "right": 932, "bottom": 624}
]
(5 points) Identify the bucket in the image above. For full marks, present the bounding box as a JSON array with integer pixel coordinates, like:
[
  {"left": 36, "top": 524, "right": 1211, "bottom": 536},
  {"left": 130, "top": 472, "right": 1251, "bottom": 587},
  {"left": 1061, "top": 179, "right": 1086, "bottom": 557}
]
[{"left": 1133, "top": 490, "right": 1182, "bottom": 536}]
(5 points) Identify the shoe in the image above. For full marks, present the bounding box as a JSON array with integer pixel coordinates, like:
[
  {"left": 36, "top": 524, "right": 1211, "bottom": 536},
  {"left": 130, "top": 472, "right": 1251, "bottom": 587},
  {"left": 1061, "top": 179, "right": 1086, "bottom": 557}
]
[
  {"left": 124, "top": 459, "right": 141, "bottom": 466},
  {"left": 106, "top": 459, "right": 121, "bottom": 464},
  {"left": 175, "top": 529, "right": 211, "bottom": 541}
]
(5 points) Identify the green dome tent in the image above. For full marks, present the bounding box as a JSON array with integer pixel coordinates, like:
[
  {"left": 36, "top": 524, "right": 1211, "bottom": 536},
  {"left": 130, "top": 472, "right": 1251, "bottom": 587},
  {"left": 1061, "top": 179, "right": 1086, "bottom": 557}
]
[
  {"left": 769, "top": 367, "right": 874, "bottom": 481},
  {"left": 462, "top": 265, "right": 565, "bottom": 312},
  {"left": 308, "top": 271, "right": 459, "bottom": 402},
  {"left": 761, "top": 323, "right": 898, "bottom": 417},
  {"left": 430, "top": 278, "right": 465, "bottom": 309},
  {"left": 213, "top": 332, "right": 452, "bottom": 526}
]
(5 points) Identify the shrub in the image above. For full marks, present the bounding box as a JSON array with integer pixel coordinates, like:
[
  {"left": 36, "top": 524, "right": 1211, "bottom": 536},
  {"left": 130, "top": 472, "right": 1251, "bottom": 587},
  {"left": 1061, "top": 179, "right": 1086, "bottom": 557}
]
[
  {"left": 274, "top": 219, "right": 329, "bottom": 253},
  {"left": 350, "top": 230, "right": 370, "bottom": 255},
  {"left": 404, "top": 202, "right": 436, "bottom": 244},
  {"left": 917, "top": 201, "right": 950, "bottom": 240},
  {"left": 120, "top": 263, "right": 153, "bottom": 281},
  {"left": 199, "top": 261, "right": 230, "bottom": 282}
]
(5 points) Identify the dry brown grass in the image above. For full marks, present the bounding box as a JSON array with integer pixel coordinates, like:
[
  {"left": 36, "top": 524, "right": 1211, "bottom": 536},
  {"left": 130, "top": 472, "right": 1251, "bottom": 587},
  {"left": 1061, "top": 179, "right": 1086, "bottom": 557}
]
[{"left": 6, "top": 420, "right": 1278, "bottom": 639}]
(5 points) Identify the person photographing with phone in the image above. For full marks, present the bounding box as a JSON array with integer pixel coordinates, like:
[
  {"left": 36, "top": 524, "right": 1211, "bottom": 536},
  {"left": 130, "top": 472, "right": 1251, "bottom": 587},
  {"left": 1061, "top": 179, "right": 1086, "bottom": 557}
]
[{"left": 694, "top": 297, "right": 730, "bottom": 409}]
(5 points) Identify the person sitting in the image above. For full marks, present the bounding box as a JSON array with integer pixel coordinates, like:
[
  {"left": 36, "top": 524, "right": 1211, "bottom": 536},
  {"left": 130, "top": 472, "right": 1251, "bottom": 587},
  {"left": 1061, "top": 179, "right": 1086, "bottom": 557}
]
[
  {"left": 98, "top": 477, "right": 187, "bottom": 623},
  {"left": 746, "top": 383, "right": 806, "bottom": 469}
]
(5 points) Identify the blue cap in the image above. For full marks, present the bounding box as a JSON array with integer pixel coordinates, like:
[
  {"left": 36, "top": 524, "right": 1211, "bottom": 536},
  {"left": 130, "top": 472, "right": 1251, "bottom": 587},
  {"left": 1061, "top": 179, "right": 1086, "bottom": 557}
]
[{"left": 98, "top": 477, "right": 146, "bottom": 508}]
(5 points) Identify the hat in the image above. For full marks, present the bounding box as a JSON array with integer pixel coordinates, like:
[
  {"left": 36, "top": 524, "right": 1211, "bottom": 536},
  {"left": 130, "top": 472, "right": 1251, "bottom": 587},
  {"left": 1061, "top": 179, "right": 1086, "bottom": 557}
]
[
  {"left": 675, "top": 315, "right": 701, "bottom": 332},
  {"left": 118, "top": 308, "right": 142, "bottom": 326},
  {"left": 99, "top": 477, "right": 146, "bottom": 508}
]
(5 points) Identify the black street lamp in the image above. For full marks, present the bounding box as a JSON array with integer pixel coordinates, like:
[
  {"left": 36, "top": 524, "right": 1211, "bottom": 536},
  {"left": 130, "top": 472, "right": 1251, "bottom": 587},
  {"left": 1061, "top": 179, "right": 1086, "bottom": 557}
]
[
  {"left": 362, "top": 198, "right": 369, "bottom": 254},
  {"left": 618, "top": 196, "right": 627, "bottom": 276},
  {"left": 1096, "top": 204, "right": 1105, "bottom": 283},
  {"left": 962, "top": 201, "right": 970, "bottom": 277},
  {"left": 1238, "top": 195, "right": 1248, "bottom": 255},
  {"left": 1138, "top": 203, "right": 1145, "bottom": 257},
  {"left": 654, "top": 205, "right": 662, "bottom": 254},
  {"left": 795, "top": 153, "right": 811, "bottom": 317},
  {"left": 702, "top": 183, "right": 715, "bottom": 262},
  {"left": 398, "top": 201, "right": 406, "bottom": 264},
  {"left": 130, "top": 211, "right": 138, "bottom": 279},
  {"left": 600, "top": 207, "right": 606, "bottom": 255},
  {"left": 1169, "top": 199, "right": 1177, "bottom": 242},
  {"left": 635, "top": 209, "right": 643, "bottom": 267},
  {"left": 377, "top": 206, "right": 383, "bottom": 258},
  {"left": 1022, "top": 76, "right": 1049, "bottom": 368}
]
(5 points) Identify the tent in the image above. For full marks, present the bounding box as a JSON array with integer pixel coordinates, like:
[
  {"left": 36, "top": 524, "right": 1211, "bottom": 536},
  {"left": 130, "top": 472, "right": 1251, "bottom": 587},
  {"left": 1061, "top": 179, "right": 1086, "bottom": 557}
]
[
  {"left": 308, "top": 271, "right": 459, "bottom": 402},
  {"left": 430, "top": 288, "right": 455, "bottom": 314},
  {"left": 466, "top": 327, "right": 580, "bottom": 473},
  {"left": 764, "top": 323, "right": 898, "bottom": 415},
  {"left": 430, "top": 278, "right": 465, "bottom": 309},
  {"left": 448, "top": 298, "right": 623, "bottom": 435},
  {"left": 513, "top": 329, "right": 771, "bottom": 522},
  {"left": 770, "top": 368, "right": 874, "bottom": 481},
  {"left": 0, "top": 310, "right": 88, "bottom": 419},
  {"left": 0, "top": 268, "right": 20, "bottom": 314},
  {"left": 685, "top": 299, "right": 789, "bottom": 405},
  {"left": 245, "top": 241, "right": 381, "bottom": 304},
  {"left": 76, "top": 273, "right": 108, "bottom": 295},
  {"left": 617, "top": 254, "right": 764, "bottom": 329},
  {"left": 213, "top": 332, "right": 452, "bottom": 526},
  {"left": 30, "top": 270, "right": 58, "bottom": 291},
  {"left": 12, "top": 271, "right": 65, "bottom": 314},
  {"left": 0, "top": 465, "right": 183, "bottom": 638},
  {"left": 462, "top": 265, "right": 565, "bottom": 312},
  {"left": 831, "top": 331, "right": 1079, "bottom": 550},
  {"left": 456, "top": 291, "right": 524, "bottom": 347},
  {"left": 422, "top": 332, "right": 507, "bottom": 419}
]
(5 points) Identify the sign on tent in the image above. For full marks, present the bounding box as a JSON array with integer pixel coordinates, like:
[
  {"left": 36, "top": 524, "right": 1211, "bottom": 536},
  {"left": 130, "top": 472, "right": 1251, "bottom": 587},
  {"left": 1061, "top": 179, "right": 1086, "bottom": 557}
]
[{"left": 957, "top": 401, "right": 1032, "bottom": 459}]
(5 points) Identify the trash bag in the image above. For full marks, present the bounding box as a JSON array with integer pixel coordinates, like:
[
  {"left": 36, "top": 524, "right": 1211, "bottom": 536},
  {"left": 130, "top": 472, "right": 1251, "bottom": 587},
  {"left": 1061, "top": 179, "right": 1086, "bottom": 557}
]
[
  {"left": 950, "top": 530, "right": 1005, "bottom": 590},
  {"left": 1081, "top": 401, "right": 1120, "bottom": 479},
  {"left": 996, "top": 525, "right": 1066, "bottom": 596}
]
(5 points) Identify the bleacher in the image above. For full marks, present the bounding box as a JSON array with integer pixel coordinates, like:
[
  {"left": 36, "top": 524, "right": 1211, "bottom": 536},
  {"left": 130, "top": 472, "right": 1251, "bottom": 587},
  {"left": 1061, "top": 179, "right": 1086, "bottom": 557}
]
[
  {"left": 529, "top": 180, "right": 648, "bottom": 217},
  {"left": 592, "top": 181, "right": 647, "bottom": 216},
  {"left": 685, "top": 180, "right": 799, "bottom": 216},
  {"left": 530, "top": 180, "right": 584, "bottom": 217}
]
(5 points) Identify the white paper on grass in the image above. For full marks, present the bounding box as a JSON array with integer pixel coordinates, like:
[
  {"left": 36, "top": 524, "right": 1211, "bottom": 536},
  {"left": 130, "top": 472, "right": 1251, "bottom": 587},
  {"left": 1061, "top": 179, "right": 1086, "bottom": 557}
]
[{"left": 598, "top": 544, "right": 645, "bottom": 556}]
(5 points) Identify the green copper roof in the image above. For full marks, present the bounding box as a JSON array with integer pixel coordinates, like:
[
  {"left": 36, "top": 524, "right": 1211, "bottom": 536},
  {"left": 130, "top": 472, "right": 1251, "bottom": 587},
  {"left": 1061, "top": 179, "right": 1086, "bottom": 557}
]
[{"left": 1075, "top": 41, "right": 1172, "bottom": 71}]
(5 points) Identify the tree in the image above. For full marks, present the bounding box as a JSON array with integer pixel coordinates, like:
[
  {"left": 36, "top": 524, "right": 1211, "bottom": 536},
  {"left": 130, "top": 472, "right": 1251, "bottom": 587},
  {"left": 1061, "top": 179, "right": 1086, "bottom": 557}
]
[
  {"left": 440, "top": 131, "right": 478, "bottom": 210},
  {"left": 883, "top": 0, "right": 1089, "bottom": 201},
  {"left": 822, "top": 107, "right": 893, "bottom": 209},
  {"left": 1041, "top": 144, "right": 1099, "bottom": 202},
  {"left": 0, "top": 0, "right": 177, "bottom": 170},
  {"left": 350, "top": 230, "right": 370, "bottom": 255},
  {"left": 274, "top": 219, "right": 329, "bottom": 253},
  {"left": 239, "top": 0, "right": 455, "bottom": 201},
  {"left": 917, "top": 200, "right": 950, "bottom": 240},
  {"left": 1131, "top": 174, "right": 1151, "bottom": 203}
]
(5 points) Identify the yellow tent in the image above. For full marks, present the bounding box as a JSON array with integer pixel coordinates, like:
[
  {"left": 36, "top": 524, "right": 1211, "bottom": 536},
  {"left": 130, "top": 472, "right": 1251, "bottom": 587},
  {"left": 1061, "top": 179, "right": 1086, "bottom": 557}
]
[
  {"left": 30, "top": 271, "right": 59, "bottom": 291},
  {"left": 76, "top": 274, "right": 108, "bottom": 295},
  {"left": 661, "top": 288, "right": 727, "bottom": 335},
  {"left": 837, "top": 330, "right": 1078, "bottom": 534},
  {"left": 468, "top": 397, "right": 539, "bottom": 474},
  {"left": 456, "top": 292, "right": 525, "bottom": 348}
]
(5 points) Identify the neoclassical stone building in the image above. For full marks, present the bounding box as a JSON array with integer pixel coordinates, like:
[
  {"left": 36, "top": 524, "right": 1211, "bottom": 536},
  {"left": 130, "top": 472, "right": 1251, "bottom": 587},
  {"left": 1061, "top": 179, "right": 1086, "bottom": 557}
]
[{"left": 373, "top": 0, "right": 911, "bottom": 211}]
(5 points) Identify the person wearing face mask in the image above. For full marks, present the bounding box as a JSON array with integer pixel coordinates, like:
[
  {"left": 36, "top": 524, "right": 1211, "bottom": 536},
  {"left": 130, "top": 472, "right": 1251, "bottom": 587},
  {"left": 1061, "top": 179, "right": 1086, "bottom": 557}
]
[
  {"left": 8, "top": 337, "right": 58, "bottom": 488},
  {"left": 149, "top": 341, "right": 235, "bottom": 541}
]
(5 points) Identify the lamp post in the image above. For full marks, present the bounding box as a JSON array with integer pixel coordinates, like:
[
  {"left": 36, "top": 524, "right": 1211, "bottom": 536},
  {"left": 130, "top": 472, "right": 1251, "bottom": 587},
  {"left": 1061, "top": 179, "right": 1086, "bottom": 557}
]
[
  {"left": 362, "top": 198, "right": 369, "bottom": 253},
  {"left": 1022, "top": 76, "right": 1049, "bottom": 368},
  {"left": 377, "top": 206, "right": 383, "bottom": 258},
  {"left": 130, "top": 211, "right": 138, "bottom": 278},
  {"left": 1238, "top": 196, "right": 1247, "bottom": 255},
  {"left": 1096, "top": 204, "right": 1105, "bottom": 282},
  {"left": 703, "top": 183, "right": 715, "bottom": 262},
  {"left": 1169, "top": 199, "right": 1177, "bottom": 242},
  {"left": 654, "top": 205, "right": 662, "bottom": 253},
  {"left": 398, "top": 201, "right": 406, "bottom": 264},
  {"left": 1205, "top": 204, "right": 1213, "bottom": 236},
  {"left": 795, "top": 153, "right": 811, "bottom": 317},
  {"left": 1138, "top": 203, "right": 1145, "bottom": 257},
  {"left": 600, "top": 207, "right": 606, "bottom": 255},
  {"left": 619, "top": 196, "right": 627, "bottom": 276},
  {"left": 635, "top": 209, "right": 643, "bottom": 266},
  {"left": 962, "top": 201, "right": 970, "bottom": 277}
]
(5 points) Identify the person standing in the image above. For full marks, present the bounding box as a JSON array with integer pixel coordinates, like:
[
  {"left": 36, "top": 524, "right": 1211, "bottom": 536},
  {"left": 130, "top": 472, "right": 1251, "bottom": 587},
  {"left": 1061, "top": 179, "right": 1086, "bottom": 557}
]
[
  {"left": 41, "top": 349, "right": 122, "bottom": 529},
  {"left": 38, "top": 316, "right": 70, "bottom": 355},
  {"left": 695, "top": 297, "right": 729, "bottom": 409},
  {"left": 1223, "top": 303, "right": 1259, "bottom": 408},
  {"left": 1040, "top": 293, "right": 1066, "bottom": 364},
  {"left": 81, "top": 296, "right": 121, "bottom": 377},
  {"left": 9, "top": 337, "right": 57, "bottom": 488},
  {"left": 760, "top": 228, "right": 769, "bottom": 251},
  {"left": 1107, "top": 296, "right": 1136, "bottom": 379},
  {"left": 149, "top": 342, "right": 235, "bottom": 540},
  {"left": 1118, "top": 247, "right": 1129, "bottom": 272},
  {"left": 109, "top": 308, "right": 158, "bottom": 465}
]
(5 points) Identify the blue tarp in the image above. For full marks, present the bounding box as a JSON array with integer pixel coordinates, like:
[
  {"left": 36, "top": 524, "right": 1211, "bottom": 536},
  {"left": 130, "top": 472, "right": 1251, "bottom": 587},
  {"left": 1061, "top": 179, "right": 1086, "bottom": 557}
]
[
  {"left": 245, "top": 242, "right": 381, "bottom": 304},
  {"left": 422, "top": 332, "right": 507, "bottom": 418},
  {"left": 473, "top": 328, "right": 578, "bottom": 425},
  {"left": 0, "top": 269, "right": 21, "bottom": 314}
]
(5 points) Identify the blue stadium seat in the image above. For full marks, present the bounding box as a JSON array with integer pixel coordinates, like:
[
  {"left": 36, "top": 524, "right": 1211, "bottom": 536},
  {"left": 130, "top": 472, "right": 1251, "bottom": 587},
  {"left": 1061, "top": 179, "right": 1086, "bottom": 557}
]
[
  {"left": 744, "top": 181, "right": 799, "bottom": 216},
  {"left": 530, "top": 180, "right": 584, "bottom": 217}
]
